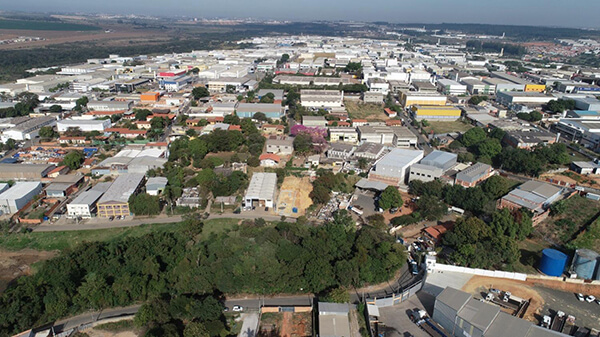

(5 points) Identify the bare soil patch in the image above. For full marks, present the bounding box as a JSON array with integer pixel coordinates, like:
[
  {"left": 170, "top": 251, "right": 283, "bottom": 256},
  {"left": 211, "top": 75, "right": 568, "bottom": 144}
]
[{"left": 0, "top": 249, "right": 56, "bottom": 293}]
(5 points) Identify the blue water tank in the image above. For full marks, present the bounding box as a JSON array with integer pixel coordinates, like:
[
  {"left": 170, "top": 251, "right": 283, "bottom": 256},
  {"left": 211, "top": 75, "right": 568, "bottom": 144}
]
[
  {"left": 539, "top": 249, "right": 568, "bottom": 277},
  {"left": 292, "top": 207, "right": 298, "bottom": 213},
  {"left": 573, "top": 249, "right": 599, "bottom": 280}
]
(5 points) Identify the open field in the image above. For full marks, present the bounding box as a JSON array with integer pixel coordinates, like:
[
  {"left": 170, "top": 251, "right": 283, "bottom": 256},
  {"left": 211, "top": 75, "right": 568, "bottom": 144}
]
[
  {"left": 536, "top": 194, "right": 600, "bottom": 244},
  {"left": 0, "top": 19, "right": 100, "bottom": 31},
  {"left": 0, "top": 249, "right": 56, "bottom": 293},
  {"left": 258, "top": 312, "right": 312, "bottom": 337},
  {"left": 423, "top": 121, "right": 473, "bottom": 134},
  {"left": 276, "top": 176, "right": 313, "bottom": 217},
  {"left": 571, "top": 216, "right": 600, "bottom": 249},
  {"left": 462, "top": 275, "right": 600, "bottom": 329},
  {"left": 344, "top": 100, "right": 387, "bottom": 120}
]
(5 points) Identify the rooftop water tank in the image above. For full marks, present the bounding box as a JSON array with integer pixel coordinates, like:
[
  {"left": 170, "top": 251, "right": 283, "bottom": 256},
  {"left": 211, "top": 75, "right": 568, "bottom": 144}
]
[
  {"left": 573, "top": 249, "right": 599, "bottom": 280},
  {"left": 539, "top": 249, "right": 568, "bottom": 277}
]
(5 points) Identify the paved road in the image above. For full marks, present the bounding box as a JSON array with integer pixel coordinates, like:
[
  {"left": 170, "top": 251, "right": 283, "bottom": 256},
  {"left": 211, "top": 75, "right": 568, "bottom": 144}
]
[
  {"left": 33, "top": 213, "right": 295, "bottom": 232},
  {"left": 52, "top": 304, "right": 141, "bottom": 332}
]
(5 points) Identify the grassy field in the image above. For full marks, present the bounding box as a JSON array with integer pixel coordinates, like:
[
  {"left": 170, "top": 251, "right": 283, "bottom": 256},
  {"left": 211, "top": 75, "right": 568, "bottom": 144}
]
[
  {"left": 570, "top": 216, "right": 600, "bottom": 249},
  {"left": 0, "top": 19, "right": 100, "bottom": 31},
  {"left": 423, "top": 121, "right": 473, "bottom": 134},
  {"left": 538, "top": 195, "right": 600, "bottom": 244},
  {"left": 344, "top": 100, "right": 387, "bottom": 120},
  {"left": 0, "top": 218, "right": 242, "bottom": 251}
]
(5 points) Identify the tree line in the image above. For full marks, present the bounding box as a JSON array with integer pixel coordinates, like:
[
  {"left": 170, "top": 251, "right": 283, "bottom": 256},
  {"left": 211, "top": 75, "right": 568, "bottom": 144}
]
[{"left": 0, "top": 217, "right": 405, "bottom": 336}]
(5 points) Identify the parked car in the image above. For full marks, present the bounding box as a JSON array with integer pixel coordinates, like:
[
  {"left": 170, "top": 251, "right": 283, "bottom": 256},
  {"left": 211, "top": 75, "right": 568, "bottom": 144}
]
[
  {"left": 232, "top": 305, "right": 243, "bottom": 312},
  {"left": 576, "top": 293, "right": 585, "bottom": 301},
  {"left": 390, "top": 207, "right": 399, "bottom": 214},
  {"left": 586, "top": 295, "right": 596, "bottom": 303},
  {"left": 223, "top": 307, "right": 229, "bottom": 312}
]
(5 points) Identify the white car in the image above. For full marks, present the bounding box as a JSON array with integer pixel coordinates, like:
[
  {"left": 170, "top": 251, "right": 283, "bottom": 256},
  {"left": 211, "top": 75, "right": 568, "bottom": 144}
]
[
  {"left": 232, "top": 305, "right": 243, "bottom": 312},
  {"left": 585, "top": 295, "right": 596, "bottom": 303},
  {"left": 576, "top": 293, "right": 585, "bottom": 301}
]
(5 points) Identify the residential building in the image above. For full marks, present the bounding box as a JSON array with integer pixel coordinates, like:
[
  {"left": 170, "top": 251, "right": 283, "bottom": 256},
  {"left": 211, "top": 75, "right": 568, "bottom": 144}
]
[
  {"left": 146, "top": 177, "right": 168, "bottom": 196},
  {"left": 244, "top": 172, "right": 277, "bottom": 209},
  {"left": 455, "top": 162, "right": 494, "bottom": 187},
  {"left": 176, "top": 187, "right": 202, "bottom": 208},
  {"left": 259, "top": 153, "right": 281, "bottom": 167},
  {"left": 96, "top": 173, "right": 145, "bottom": 218},
  {"left": 499, "top": 181, "right": 563, "bottom": 216},
  {"left": 57, "top": 119, "right": 112, "bottom": 133},
  {"left": 329, "top": 127, "right": 359, "bottom": 144},
  {"left": 266, "top": 137, "right": 294, "bottom": 155},
  {"left": 0, "top": 182, "right": 43, "bottom": 215},
  {"left": 368, "top": 148, "right": 424, "bottom": 186},
  {"left": 261, "top": 124, "right": 285, "bottom": 136},
  {"left": 318, "top": 302, "right": 351, "bottom": 337},
  {"left": 412, "top": 105, "right": 462, "bottom": 121}
]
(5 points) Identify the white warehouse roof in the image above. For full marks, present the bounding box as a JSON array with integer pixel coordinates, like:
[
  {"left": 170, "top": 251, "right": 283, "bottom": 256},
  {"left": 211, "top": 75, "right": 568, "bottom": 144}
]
[{"left": 245, "top": 172, "right": 277, "bottom": 201}]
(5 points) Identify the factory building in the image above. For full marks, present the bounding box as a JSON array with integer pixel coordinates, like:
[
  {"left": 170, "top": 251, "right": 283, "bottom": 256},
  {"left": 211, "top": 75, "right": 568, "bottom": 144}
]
[
  {"left": 436, "top": 79, "right": 467, "bottom": 95},
  {"left": 368, "top": 148, "right": 424, "bottom": 186},
  {"left": 0, "top": 182, "right": 43, "bottom": 215},
  {"left": 1, "top": 116, "right": 57, "bottom": 141},
  {"left": 0, "top": 164, "right": 55, "bottom": 181},
  {"left": 398, "top": 89, "right": 447, "bottom": 108},
  {"left": 244, "top": 172, "right": 277, "bottom": 209},
  {"left": 57, "top": 119, "right": 112, "bottom": 133},
  {"left": 87, "top": 100, "right": 133, "bottom": 111},
  {"left": 300, "top": 89, "right": 344, "bottom": 108},
  {"left": 412, "top": 105, "right": 462, "bottom": 121},
  {"left": 235, "top": 103, "right": 285, "bottom": 119},
  {"left": 96, "top": 173, "right": 145, "bottom": 218}
]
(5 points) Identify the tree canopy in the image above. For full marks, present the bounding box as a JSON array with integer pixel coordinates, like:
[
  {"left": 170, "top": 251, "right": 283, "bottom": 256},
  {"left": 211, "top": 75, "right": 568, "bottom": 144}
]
[
  {"left": 61, "top": 151, "right": 84, "bottom": 170},
  {"left": 378, "top": 186, "right": 403, "bottom": 210},
  {"left": 192, "top": 87, "right": 210, "bottom": 100}
]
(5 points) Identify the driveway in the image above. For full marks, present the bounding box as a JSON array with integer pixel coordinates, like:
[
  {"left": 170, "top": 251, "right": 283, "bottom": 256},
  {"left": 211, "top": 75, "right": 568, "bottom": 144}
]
[{"left": 238, "top": 313, "right": 259, "bottom": 337}]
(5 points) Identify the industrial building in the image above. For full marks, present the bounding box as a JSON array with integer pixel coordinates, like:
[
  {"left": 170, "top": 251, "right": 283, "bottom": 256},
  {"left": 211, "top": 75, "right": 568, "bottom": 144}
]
[
  {"left": 92, "top": 147, "right": 167, "bottom": 176},
  {"left": 329, "top": 127, "right": 359, "bottom": 144},
  {"left": 87, "top": 100, "right": 132, "bottom": 111},
  {"left": 455, "top": 162, "right": 493, "bottom": 187},
  {"left": 145, "top": 177, "right": 168, "bottom": 196},
  {"left": 498, "top": 181, "right": 563, "bottom": 216},
  {"left": 461, "top": 78, "right": 495, "bottom": 95},
  {"left": 302, "top": 115, "right": 328, "bottom": 127},
  {"left": 363, "top": 91, "right": 384, "bottom": 104},
  {"left": 409, "top": 150, "right": 457, "bottom": 183},
  {"left": 327, "top": 143, "right": 355, "bottom": 160},
  {"left": 495, "top": 92, "right": 553, "bottom": 106},
  {"left": 353, "top": 142, "right": 385, "bottom": 160},
  {"left": 573, "top": 97, "right": 600, "bottom": 111},
  {"left": 1, "top": 116, "right": 57, "bottom": 141},
  {"left": 235, "top": 103, "right": 284, "bottom": 119},
  {"left": 368, "top": 148, "right": 424, "bottom": 186},
  {"left": 503, "top": 130, "right": 557, "bottom": 149},
  {"left": 66, "top": 183, "right": 112, "bottom": 219},
  {"left": 0, "top": 182, "right": 43, "bottom": 215},
  {"left": 57, "top": 119, "right": 112, "bottom": 133},
  {"left": 357, "top": 125, "right": 418, "bottom": 146},
  {"left": 409, "top": 163, "right": 443, "bottom": 183},
  {"left": 398, "top": 89, "right": 447, "bottom": 108},
  {"left": 412, "top": 105, "right": 462, "bottom": 121},
  {"left": 300, "top": 89, "right": 344, "bottom": 108},
  {"left": 0, "top": 164, "right": 55, "bottom": 180},
  {"left": 437, "top": 79, "right": 467, "bottom": 95},
  {"left": 433, "top": 287, "right": 566, "bottom": 337},
  {"left": 96, "top": 173, "right": 145, "bottom": 218},
  {"left": 482, "top": 77, "right": 524, "bottom": 93},
  {"left": 244, "top": 172, "right": 277, "bottom": 209},
  {"left": 318, "top": 302, "right": 351, "bottom": 337}
]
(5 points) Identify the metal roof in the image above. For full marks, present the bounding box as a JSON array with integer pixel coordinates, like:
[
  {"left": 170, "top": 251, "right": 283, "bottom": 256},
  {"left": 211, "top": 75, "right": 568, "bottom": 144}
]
[
  {"left": 245, "top": 172, "right": 277, "bottom": 201},
  {"left": 436, "top": 287, "right": 471, "bottom": 312},
  {"left": 373, "top": 149, "right": 423, "bottom": 178},
  {"left": 319, "top": 302, "right": 350, "bottom": 314},
  {"left": 69, "top": 189, "right": 104, "bottom": 207},
  {"left": 455, "top": 162, "right": 491, "bottom": 183},
  {"left": 457, "top": 298, "right": 500, "bottom": 332},
  {"left": 355, "top": 178, "right": 388, "bottom": 191},
  {"left": 420, "top": 150, "right": 457, "bottom": 169},
  {"left": 0, "top": 182, "right": 41, "bottom": 200},
  {"left": 518, "top": 181, "right": 562, "bottom": 199},
  {"left": 97, "top": 173, "right": 144, "bottom": 204},
  {"left": 485, "top": 311, "right": 533, "bottom": 337}
]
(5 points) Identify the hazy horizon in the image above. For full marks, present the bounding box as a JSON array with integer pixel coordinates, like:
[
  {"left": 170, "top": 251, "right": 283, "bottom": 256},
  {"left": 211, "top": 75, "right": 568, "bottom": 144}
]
[{"left": 3, "top": 0, "right": 600, "bottom": 29}]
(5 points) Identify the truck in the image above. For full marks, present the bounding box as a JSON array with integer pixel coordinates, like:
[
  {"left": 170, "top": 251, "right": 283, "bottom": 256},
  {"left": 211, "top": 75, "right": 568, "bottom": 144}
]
[
  {"left": 540, "top": 315, "right": 551, "bottom": 329},
  {"left": 409, "top": 310, "right": 449, "bottom": 337},
  {"left": 551, "top": 311, "right": 566, "bottom": 332},
  {"left": 562, "top": 315, "right": 576, "bottom": 335}
]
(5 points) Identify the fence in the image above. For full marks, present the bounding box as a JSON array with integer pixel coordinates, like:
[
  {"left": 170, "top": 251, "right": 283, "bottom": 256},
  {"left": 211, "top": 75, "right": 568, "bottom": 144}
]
[
  {"left": 365, "top": 268, "right": 427, "bottom": 308},
  {"left": 429, "top": 263, "right": 527, "bottom": 281}
]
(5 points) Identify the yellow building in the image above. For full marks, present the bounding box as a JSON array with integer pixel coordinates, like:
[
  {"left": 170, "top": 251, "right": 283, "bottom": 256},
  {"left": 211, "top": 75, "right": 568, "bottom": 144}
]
[
  {"left": 96, "top": 174, "right": 145, "bottom": 218},
  {"left": 399, "top": 90, "right": 447, "bottom": 108},
  {"left": 412, "top": 105, "right": 462, "bottom": 121},
  {"left": 524, "top": 84, "right": 546, "bottom": 92}
]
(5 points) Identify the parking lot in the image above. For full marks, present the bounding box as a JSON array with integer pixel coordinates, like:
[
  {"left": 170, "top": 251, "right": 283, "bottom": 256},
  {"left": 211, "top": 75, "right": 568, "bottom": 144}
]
[
  {"left": 378, "top": 292, "right": 436, "bottom": 337},
  {"left": 536, "top": 286, "right": 600, "bottom": 331}
]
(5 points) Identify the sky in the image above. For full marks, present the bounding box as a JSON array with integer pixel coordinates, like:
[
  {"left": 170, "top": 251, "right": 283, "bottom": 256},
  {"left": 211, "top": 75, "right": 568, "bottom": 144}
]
[{"left": 4, "top": 0, "right": 600, "bottom": 29}]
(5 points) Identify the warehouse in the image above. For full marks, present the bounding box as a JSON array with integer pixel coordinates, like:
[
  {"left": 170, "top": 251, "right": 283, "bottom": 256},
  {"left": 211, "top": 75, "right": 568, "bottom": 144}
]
[
  {"left": 420, "top": 150, "right": 458, "bottom": 171},
  {"left": 0, "top": 182, "right": 43, "bottom": 215},
  {"left": 300, "top": 89, "right": 344, "bottom": 108},
  {"left": 503, "top": 130, "right": 557, "bottom": 149},
  {"left": 146, "top": 177, "right": 168, "bottom": 196},
  {"left": 302, "top": 115, "right": 328, "bottom": 127},
  {"left": 437, "top": 79, "right": 467, "bottom": 95},
  {"left": 66, "top": 186, "right": 106, "bottom": 219},
  {"left": 412, "top": 105, "right": 462, "bottom": 121},
  {"left": 329, "top": 127, "right": 359, "bottom": 144},
  {"left": 573, "top": 97, "right": 600, "bottom": 111},
  {"left": 455, "top": 162, "right": 494, "bottom": 187},
  {"left": 244, "top": 172, "right": 277, "bottom": 209},
  {"left": 495, "top": 92, "right": 553, "bottom": 106},
  {"left": 1, "top": 116, "right": 57, "bottom": 141},
  {"left": 0, "top": 164, "right": 55, "bottom": 180},
  {"left": 235, "top": 103, "right": 284, "bottom": 119},
  {"left": 57, "top": 119, "right": 112, "bottom": 133},
  {"left": 499, "top": 181, "right": 563, "bottom": 216},
  {"left": 96, "top": 173, "right": 145, "bottom": 218},
  {"left": 87, "top": 100, "right": 133, "bottom": 111},
  {"left": 398, "top": 89, "right": 447, "bottom": 108},
  {"left": 482, "top": 78, "right": 524, "bottom": 93},
  {"left": 433, "top": 287, "right": 564, "bottom": 337},
  {"left": 461, "top": 78, "right": 495, "bottom": 95},
  {"left": 368, "top": 148, "right": 424, "bottom": 186},
  {"left": 408, "top": 163, "right": 443, "bottom": 183}
]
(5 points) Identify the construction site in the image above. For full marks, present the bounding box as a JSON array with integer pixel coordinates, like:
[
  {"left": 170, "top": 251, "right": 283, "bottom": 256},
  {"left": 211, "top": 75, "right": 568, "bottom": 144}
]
[{"left": 275, "top": 176, "right": 313, "bottom": 217}]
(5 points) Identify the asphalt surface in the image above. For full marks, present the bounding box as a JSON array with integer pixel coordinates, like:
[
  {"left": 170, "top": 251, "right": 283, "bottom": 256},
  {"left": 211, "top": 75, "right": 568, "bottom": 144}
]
[
  {"left": 52, "top": 304, "right": 141, "bottom": 332},
  {"left": 378, "top": 292, "right": 436, "bottom": 337},
  {"left": 536, "top": 287, "right": 600, "bottom": 331}
]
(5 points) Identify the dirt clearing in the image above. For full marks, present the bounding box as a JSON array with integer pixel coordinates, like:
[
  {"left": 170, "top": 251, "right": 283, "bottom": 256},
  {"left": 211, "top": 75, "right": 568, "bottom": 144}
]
[
  {"left": 276, "top": 176, "right": 313, "bottom": 217},
  {"left": 0, "top": 249, "right": 56, "bottom": 293},
  {"left": 259, "top": 312, "right": 312, "bottom": 337}
]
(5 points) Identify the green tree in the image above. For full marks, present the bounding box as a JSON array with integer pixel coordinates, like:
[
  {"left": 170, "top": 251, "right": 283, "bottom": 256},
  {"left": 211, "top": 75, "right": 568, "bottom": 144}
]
[
  {"left": 135, "top": 109, "right": 152, "bottom": 121},
  {"left": 39, "top": 126, "right": 58, "bottom": 139},
  {"left": 378, "top": 186, "right": 403, "bottom": 210},
  {"left": 253, "top": 112, "right": 268, "bottom": 121},
  {"left": 416, "top": 195, "right": 447, "bottom": 221},
  {"left": 61, "top": 151, "right": 84, "bottom": 170},
  {"left": 475, "top": 138, "right": 502, "bottom": 158},
  {"left": 192, "top": 86, "right": 210, "bottom": 100},
  {"left": 49, "top": 104, "right": 62, "bottom": 113},
  {"left": 293, "top": 133, "right": 312, "bottom": 154},
  {"left": 259, "top": 93, "right": 275, "bottom": 104},
  {"left": 322, "top": 287, "right": 350, "bottom": 303},
  {"left": 461, "top": 127, "right": 487, "bottom": 147},
  {"left": 128, "top": 193, "right": 161, "bottom": 215},
  {"left": 310, "top": 185, "right": 331, "bottom": 204}
]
